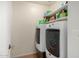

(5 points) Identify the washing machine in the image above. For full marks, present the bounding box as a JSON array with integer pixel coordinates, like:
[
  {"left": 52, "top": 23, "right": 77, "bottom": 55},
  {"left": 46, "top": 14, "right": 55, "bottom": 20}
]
[
  {"left": 35, "top": 24, "right": 46, "bottom": 57},
  {"left": 45, "top": 21, "right": 67, "bottom": 58}
]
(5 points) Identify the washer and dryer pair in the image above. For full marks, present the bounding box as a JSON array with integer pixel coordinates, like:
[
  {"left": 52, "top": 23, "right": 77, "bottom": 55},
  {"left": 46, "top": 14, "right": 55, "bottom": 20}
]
[{"left": 35, "top": 21, "right": 67, "bottom": 58}]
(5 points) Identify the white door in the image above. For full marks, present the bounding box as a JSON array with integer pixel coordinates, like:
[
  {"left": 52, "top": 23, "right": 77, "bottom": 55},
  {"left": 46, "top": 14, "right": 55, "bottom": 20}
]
[
  {"left": 68, "top": 1, "right": 79, "bottom": 58},
  {"left": 0, "top": 1, "right": 12, "bottom": 58}
]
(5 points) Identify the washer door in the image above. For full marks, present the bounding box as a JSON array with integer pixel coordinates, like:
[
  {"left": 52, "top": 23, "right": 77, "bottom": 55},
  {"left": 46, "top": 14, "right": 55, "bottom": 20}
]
[{"left": 46, "top": 29, "right": 60, "bottom": 57}]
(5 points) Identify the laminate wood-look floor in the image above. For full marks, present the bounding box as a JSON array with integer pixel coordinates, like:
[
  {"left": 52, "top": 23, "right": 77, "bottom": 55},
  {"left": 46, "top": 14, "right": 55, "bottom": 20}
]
[{"left": 18, "top": 53, "right": 39, "bottom": 58}]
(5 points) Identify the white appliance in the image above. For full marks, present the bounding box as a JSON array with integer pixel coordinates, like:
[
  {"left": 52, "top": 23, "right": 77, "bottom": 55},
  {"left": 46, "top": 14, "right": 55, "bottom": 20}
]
[
  {"left": 35, "top": 24, "right": 46, "bottom": 52},
  {"left": 46, "top": 21, "right": 67, "bottom": 58}
]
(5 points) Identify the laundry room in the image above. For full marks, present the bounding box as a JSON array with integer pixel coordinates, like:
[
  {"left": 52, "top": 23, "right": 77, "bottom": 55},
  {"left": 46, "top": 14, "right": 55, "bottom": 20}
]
[{"left": 0, "top": 1, "right": 79, "bottom": 58}]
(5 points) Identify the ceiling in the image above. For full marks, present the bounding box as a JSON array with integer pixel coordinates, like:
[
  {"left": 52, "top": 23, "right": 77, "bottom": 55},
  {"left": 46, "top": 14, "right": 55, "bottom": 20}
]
[{"left": 30, "top": 1, "right": 56, "bottom": 6}]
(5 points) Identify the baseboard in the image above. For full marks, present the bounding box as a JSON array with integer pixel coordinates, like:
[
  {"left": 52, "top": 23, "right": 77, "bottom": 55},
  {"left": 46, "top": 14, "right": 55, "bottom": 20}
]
[{"left": 16, "top": 52, "right": 38, "bottom": 58}]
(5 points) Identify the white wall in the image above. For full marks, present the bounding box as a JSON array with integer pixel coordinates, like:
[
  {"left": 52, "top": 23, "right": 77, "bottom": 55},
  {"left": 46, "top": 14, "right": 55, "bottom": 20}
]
[
  {"left": 68, "top": 1, "right": 79, "bottom": 58},
  {"left": 11, "top": 2, "right": 48, "bottom": 57},
  {"left": 0, "top": 2, "right": 12, "bottom": 57}
]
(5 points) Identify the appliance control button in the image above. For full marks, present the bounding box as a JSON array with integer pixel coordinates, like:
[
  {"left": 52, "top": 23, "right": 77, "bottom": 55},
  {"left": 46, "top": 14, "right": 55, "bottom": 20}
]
[
  {"left": 52, "top": 24, "right": 54, "bottom": 25},
  {"left": 49, "top": 25, "right": 51, "bottom": 27},
  {"left": 49, "top": 53, "right": 51, "bottom": 56}
]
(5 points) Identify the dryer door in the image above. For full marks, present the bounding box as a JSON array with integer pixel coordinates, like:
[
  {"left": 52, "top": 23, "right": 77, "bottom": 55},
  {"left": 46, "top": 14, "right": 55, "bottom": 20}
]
[{"left": 36, "top": 28, "right": 40, "bottom": 44}]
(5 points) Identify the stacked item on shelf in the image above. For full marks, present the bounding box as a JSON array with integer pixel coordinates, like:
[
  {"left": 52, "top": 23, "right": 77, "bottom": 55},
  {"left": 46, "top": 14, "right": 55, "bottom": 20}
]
[
  {"left": 56, "top": 8, "right": 67, "bottom": 21},
  {"left": 43, "top": 1, "right": 68, "bottom": 23},
  {"left": 48, "top": 5, "right": 68, "bottom": 22},
  {"left": 36, "top": 18, "right": 49, "bottom": 26},
  {"left": 36, "top": 1, "right": 68, "bottom": 25},
  {"left": 49, "top": 15, "right": 56, "bottom": 23}
]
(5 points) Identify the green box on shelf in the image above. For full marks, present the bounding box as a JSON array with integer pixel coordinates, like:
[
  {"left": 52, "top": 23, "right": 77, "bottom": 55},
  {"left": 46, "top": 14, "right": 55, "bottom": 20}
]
[
  {"left": 36, "top": 19, "right": 49, "bottom": 25},
  {"left": 56, "top": 9, "right": 68, "bottom": 20}
]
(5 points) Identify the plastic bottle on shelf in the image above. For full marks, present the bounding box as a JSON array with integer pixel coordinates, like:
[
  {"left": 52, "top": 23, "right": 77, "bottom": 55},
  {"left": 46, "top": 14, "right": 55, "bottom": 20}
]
[{"left": 60, "top": 9, "right": 67, "bottom": 17}]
